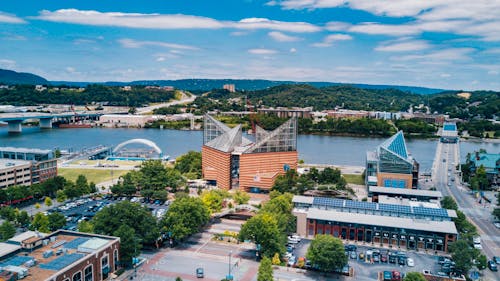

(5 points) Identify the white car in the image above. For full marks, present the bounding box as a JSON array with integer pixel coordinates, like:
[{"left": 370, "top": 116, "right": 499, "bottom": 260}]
[
  {"left": 407, "top": 258, "right": 415, "bottom": 267},
  {"left": 474, "top": 243, "right": 482, "bottom": 250}
]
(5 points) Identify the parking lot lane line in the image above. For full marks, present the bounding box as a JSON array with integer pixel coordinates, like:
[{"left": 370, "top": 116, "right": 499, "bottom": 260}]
[{"left": 194, "top": 237, "right": 211, "bottom": 253}]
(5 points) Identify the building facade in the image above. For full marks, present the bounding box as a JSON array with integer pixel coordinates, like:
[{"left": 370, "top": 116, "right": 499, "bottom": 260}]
[
  {"left": 440, "top": 122, "right": 459, "bottom": 143},
  {"left": 292, "top": 195, "right": 458, "bottom": 252},
  {"left": 0, "top": 230, "right": 120, "bottom": 281},
  {"left": 0, "top": 159, "right": 32, "bottom": 188},
  {"left": 365, "top": 131, "right": 419, "bottom": 189},
  {"left": 0, "top": 147, "right": 57, "bottom": 186},
  {"left": 202, "top": 115, "right": 298, "bottom": 192},
  {"left": 257, "top": 107, "right": 313, "bottom": 119}
]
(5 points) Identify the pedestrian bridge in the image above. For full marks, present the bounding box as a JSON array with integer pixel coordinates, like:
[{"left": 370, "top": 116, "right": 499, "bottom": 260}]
[
  {"left": 0, "top": 111, "right": 103, "bottom": 133},
  {"left": 213, "top": 204, "right": 258, "bottom": 219}
]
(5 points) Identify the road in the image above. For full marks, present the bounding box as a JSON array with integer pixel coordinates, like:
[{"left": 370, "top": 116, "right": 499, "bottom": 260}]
[
  {"left": 136, "top": 91, "right": 196, "bottom": 114},
  {"left": 431, "top": 141, "right": 499, "bottom": 277}
]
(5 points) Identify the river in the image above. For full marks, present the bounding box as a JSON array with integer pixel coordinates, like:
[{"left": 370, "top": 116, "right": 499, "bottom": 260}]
[{"left": 0, "top": 127, "right": 498, "bottom": 171}]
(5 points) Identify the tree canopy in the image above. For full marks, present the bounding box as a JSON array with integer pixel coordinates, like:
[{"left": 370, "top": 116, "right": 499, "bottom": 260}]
[
  {"left": 160, "top": 197, "right": 210, "bottom": 241},
  {"left": 239, "top": 213, "right": 284, "bottom": 258},
  {"left": 257, "top": 256, "right": 273, "bottom": 281},
  {"left": 403, "top": 272, "right": 427, "bottom": 281},
  {"left": 306, "top": 234, "right": 347, "bottom": 273}
]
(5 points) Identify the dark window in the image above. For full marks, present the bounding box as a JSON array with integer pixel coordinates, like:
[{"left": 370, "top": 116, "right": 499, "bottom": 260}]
[
  {"left": 84, "top": 265, "right": 92, "bottom": 281},
  {"left": 72, "top": 272, "right": 82, "bottom": 281}
]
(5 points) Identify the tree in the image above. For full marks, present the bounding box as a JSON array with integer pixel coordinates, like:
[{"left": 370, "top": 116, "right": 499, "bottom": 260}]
[
  {"left": 257, "top": 256, "right": 273, "bottom": 281},
  {"left": 403, "top": 272, "right": 427, "bottom": 281},
  {"left": 260, "top": 193, "right": 296, "bottom": 234},
  {"left": 239, "top": 213, "right": 284, "bottom": 258},
  {"left": 56, "top": 189, "right": 67, "bottom": 202},
  {"left": 113, "top": 225, "right": 140, "bottom": 268},
  {"left": 31, "top": 213, "right": 50, "bottom": 233},
  {"left": 76, "top": 175, "right": 90, "bottom": 194},
  {"left": 449, "top": 239, "right": 479, "bottom": 274},
  {"left": 34, "top": 203, "right": 41, "bottom": 210},
  {"left": 16, "top": 210, "right": 30, "bottom": 227},
  {"left": 160, "top": 197, "right": 210, "bottom": 241},
  {"left": 306, "top": 235, "right": 347, "bottom": 273},
  {"left": 233, "top": 190, "right": 250, "bottom": 205},
  {"left": 48, "top": 212, "right": 67, "bottom": 231},
  {"left": 175, "top": 151, "right": 202, "bottom": 178},
  {"left": 175, "top": 278, "right": 183, "bottom": 281},
  {"left": 0, "top": 221, "right": 16, "bottom": 241},
  {"left": 92, "top": 201, "right": 159, "bottom": 246},
  {"left": 44, "top": 197, "right": 52, "bottom": 207},
  {"left": 441, "top": 196, "right": 458, "bottom": 210},
  {"left": 272, "top": 253, "right": 281, "bottom": 265},
  {"left": 201, "top": 189, "right": 230, "bottom": 213},
  {"left": 477, "top": 254, "right": 487, "bottom": 270},
  {"left": 78, "top": 221, "right": 95, "bottom": 233}
]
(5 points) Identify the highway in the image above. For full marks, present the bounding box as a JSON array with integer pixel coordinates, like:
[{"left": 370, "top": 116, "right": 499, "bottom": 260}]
[
  {"left": 432, "top": 141, "right": 499, "bottom": 265},
  {"left": 136, "top": 91, "right": 195, "bottom": 114}
]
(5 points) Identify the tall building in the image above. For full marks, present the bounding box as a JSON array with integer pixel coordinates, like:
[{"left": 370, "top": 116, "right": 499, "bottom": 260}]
[
  {"left": 222, "top": 84, "right": 235, "bottom": 93},
  {"left": 365, "top": 131, "right": 419, "bottom": 189},
  {"left": 0, "top": 230, "right": 120, "bottom": 281},
  {"left": 0, "top": 147, "right": 58, "bottom": 186},
  {"left": 202, "top": 115, "right": 298, "bottom": 192}
]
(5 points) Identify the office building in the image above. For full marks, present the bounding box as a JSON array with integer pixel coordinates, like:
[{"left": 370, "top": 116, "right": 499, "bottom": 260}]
[
  {"left": 0, "top": 230, "right": 120, "bottom": 281},
  {"left": 366, "top": 131, "right": 419, "bottom": 188},
  {"left": 202, "top": 115, "right": 297, "bottom": 192},
  {"left": 0, "top": 147, "right": 58, "bottom": 185},
  {"left": 292, "top": 195, "right": 458, "bottom": 252},
  {"left": 0, "top": 159, "right": 32, "bottom": 189}
]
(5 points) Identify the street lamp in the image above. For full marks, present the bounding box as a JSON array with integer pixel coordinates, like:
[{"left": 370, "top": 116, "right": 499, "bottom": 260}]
[{"left": 226, "top": 250, "right": 233, "bottom": 281}]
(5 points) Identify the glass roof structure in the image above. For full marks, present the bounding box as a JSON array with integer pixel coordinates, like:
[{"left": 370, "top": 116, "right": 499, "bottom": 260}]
[{"left": 377, "top": 131, "right": 414, "bottom": 174}]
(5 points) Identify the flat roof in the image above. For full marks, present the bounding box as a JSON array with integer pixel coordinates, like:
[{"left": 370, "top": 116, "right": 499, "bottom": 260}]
[
  {"left": 0, "top": 146, "right": 52, "bottom": 154},
  {"left": 7, "top": 231, "right": 45, "bottom": 244},
  {"left": 0, "top": 159, "right": 31, "bottom": 169},
  {"left": 304, "top": 208, "right": 458, "bottom": 235},
  {"left": 0, "top": 242, "right": 21, "bottom": 258},
  {"left": 292, "top": 195, "right": 314, "bottom": 204},
  {"left": 369, "top": 186, "right": 443, "bottom": 198}
]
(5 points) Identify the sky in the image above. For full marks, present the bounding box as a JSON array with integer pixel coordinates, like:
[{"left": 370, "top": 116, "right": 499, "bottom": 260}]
[{"left": 0, "top": 0, "right": 499, "bottom": 90}]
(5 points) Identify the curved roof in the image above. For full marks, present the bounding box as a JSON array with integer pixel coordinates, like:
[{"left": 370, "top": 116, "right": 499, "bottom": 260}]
[{"left": 113, "top": 138, "right": 162, "bottom": 154}]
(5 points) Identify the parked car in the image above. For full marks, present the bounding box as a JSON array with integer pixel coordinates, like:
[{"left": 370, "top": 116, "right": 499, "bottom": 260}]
[
  {"left": 345, "top": 244, "right": 357, "bottom": 252},
  {"left": 493, "top": 256, "right": 500, "bottom": 264},
  {"left": 381, "top": 254, "right": 388, "bottom": 263},
  {"left": 288, "top": 256, "right": 296, "bottom": 267},
  {"left": 350, "top": 251, "right": 357, "bottom": 259},
  {"left": 488, "top": 260, "right": 498, "bottom": 271},
  {"left": 407, "top": 258, "right": 415, "bottom": 267},
  {"left": 196, "top": 267, "right": 204, "bottom": 278},
  {"left": 359, "top": 252, "right": 365, "bottom": 260}
]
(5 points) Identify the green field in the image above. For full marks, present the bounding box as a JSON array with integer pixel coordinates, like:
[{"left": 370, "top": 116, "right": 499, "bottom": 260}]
[
  {"left": 58, "top": 168, "right": 129, "bottom": 184},
  {"left": 343, "top": 174, "right": 365, "bottom": 185}
]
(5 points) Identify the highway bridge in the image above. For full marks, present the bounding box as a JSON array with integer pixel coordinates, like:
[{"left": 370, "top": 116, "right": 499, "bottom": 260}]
[{"left": 0, "top": 111, "right": 104, "bottom": 133}]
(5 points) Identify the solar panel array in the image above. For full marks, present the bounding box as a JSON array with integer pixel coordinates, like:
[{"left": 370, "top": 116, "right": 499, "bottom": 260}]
[
  {"left": 63, "top": 237, "right": 89, "bottom": 249},
  {"left": 413, "top": 207, "right": 449, "bottom": 218},
  {"left": 345, "top": 200, "right": 377, "bottom": 210},
  {"left": 39, "top": 253, "right": 84, "bottom": 271},
  {"left": 313, "top": 197, "right": 343, "bottom": 208},
  {"left": 0, "top": 256, "right": 33, "bottom": 267},
  {"left": 378, "top": 203, "right": 412, "bottom": 214},
  {"left": 309, "top": 197, "right": 449, "bottom": 219}
]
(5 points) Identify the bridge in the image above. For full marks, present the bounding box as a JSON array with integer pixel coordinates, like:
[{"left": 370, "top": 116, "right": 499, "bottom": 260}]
[
  {"left": 0, "top": 111, "right": 104, "bottom": 133},
  {"left": 213, "top": 204, "right": 258, "bottom": 219}
]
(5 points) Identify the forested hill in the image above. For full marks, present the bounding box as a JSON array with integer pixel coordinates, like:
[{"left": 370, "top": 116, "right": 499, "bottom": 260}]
[
  {"left": 0, "top": 69, "right": 48, "bottom": 85},
  {"left": 54, "top": 78, "right": 445, "bottom": 95}
]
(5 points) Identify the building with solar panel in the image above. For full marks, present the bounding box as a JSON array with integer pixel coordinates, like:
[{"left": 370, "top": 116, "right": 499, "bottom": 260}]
[
  {"left": 0, "top": 230, "right": 120, "bottom": 281},
  {"left": 292, "top": 195, "right": 458, "bottom": 252},
  {"left": 202, "top": 115, "right": 298, "bottom": 192},
  {"left": 366, "top": 131, "right": 419, "bottom": 189}
]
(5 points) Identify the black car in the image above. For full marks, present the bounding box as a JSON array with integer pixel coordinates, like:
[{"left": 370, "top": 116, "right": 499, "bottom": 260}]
[
  {"left": 345, "top": 244, "right": 357, "bottom": 252},
  {"left": 388, "top": 254, "right": 397, "bottom": 264},
  {"left": 398, "top": 256, "right": 407, "bottom": 266},
  {"left": 196, "top": 268, "right": 204, "bottom": 278},
  {"left": 488, "top": 260, "right": 498, "bottom": 271}
]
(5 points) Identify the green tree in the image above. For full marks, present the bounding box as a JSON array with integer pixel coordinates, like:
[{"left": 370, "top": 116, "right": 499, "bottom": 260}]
[
  {"left": 0, "top": 221, "right": 16, "bottom": 241},
  {"left": 260, "top": 193, "right": 296, "bottom": 234},
  {"left": 139, "top": 160, "right": 169, "bottom": 190},
  {"left": 233, "top": 190, "right": 250, "bottom": 205},
  {"left": 239, "top": 213, "right": 284, "bottom": 258},
  {"left": 449, "top": 239, "right": 479, "bottom": 274},
  {"left": 31, "top": 213, "right": 50, "bottom": 233},
  {"left": 48, "top": 212, "right": 67, "bottom": 231},
  {"left": 92, "top": 201, "right": 159, "bottom": 246},
  {"left": 160, "top": 197, "right": 210, "bottom": 241},
  {"left": 306, "top": 234, "right": 347, "bottom": 273},
  {"left": 477, "top": 254, "right": 487, "bottom": 270},
  {"left": 403, "top": 272, "right": 427, "bottom": 281},
  {"left": 56, "top": 189, "right": 67, "bottom": 202},
  {"left": 78, "top": 221, "right": 95, "bottom": 233},
  {"left": 175, "top": 151, "right": 202, "bottom": 178},
  {"left": 257, "top": 256, "right": 273, "bottom": 281},
  {"left": 113, "top": 225, "right": 140, "bottom": 268},
  {"left": 34, "top": 202, "right": 41, "bottom": 210},
  {"left": 44, "top": 197, "right": 53, "bottom": 207},
  {"left": 441, "top": 196, "right": 458, "bottom": 210},
  {"left": 16, "top": 210, "right": 30, "bottom": 227},
  {"left": 175, "top": 277, "right": 183, "bottom": 281},
  {"left": 201, "top": 189, "right": 230, "bottom": 213},
  {"left": 76, "top": 175, "right": 90, "bottom": 194}
]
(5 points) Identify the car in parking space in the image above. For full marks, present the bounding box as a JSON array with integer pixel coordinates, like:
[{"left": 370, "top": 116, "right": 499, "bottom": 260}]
[
  {"left": 406, "top": 258, "right": 415, "bottom": 267},
  {"left": 380, "top": 253, "right": 388, "bottom": 263},
  {"left": 359, "top": 252, "right": 365, "bottom": 260},
  {"left": 373, "top": 250, "right": 380, "bottom": 263},
  {"left": 286, "top": 245, "right": 293, "bottom": 253},
  {"left": 493, "top": 256, "right": 500, "bottom": 264},
  {"left": 350, "top": 251, "right": 357, "bottom": 259},
  {"left": 388, "top": 253, "right": 397, "bottom": 264},
  {"left": 345, "top": 244, "right": 357, "bottom": 252},
  {"left": 287, "top": 256, "right": 296, "bottom": 267},
  {"left": 196, "top": 267, "right": 204, "bottom": 278},
  {"left": 488, "top": 260, "right": 498, "bottom": 271},
  {"left": 398, "top": 255, "right": 407, "bottom": 266}
]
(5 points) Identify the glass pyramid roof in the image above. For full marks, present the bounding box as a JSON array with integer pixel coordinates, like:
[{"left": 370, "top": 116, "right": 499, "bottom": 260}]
[{"left": 380, "top": 131, "right": 408, "bottom": 160}]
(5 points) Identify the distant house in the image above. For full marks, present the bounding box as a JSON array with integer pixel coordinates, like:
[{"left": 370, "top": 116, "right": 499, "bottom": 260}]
[
  {"left": 35, "top": 85, "right": 47, "bottom": 92},
  {"left": 467, "top": 151, "right": 500, "bottom": 186}
]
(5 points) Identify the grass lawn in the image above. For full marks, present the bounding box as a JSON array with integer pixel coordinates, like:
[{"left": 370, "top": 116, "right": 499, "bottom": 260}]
[
  {"left": 343, "top": 174, "right": 365, "bottom": 185},
  {"left": 58, "top": 168, "right": 129, "bottom": 184}
]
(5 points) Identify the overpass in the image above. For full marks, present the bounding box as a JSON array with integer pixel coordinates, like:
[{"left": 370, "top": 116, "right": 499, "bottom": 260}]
[{"left": 0, "top": 111, "right": 104, "bottom": 133}]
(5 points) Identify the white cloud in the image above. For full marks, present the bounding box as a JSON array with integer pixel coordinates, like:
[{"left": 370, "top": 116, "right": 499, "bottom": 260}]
[
  {"left": 488, "top": 70, "right": 498, "bottom": 75},
  {"left": 230, "top": 31, "right": 249, "bottom": 36},
  {"left": 268, "top": 31, "right": 301, "bottom": 42},
  {"left": 248, "top": 48, "right": 278, "bottom": 55},
  {"left": 156, "top": 57, "right": 165, "bottom": 62},
  {"left": 0, "top": 59, "right": 16, "bottom": 69},
  {"left": 312, "top": 33, "right": 352, "bottom": 47},
  {"left": 440, "top": 73, "right": 451, "bottom": 78},
  {"left": 34, "top": 9, "right": 321, "bottom": 33},
  {"left": 391, "top": 48, "right": 474, "bottom": 62},
  {"left": 0, "top": 12, "right": 26, "bottom": 24},
  {"left": 118, "top": 38, "right": 198, "bottom": 50},
  {"left": 375, "top": 39, "right": 430, "bottom": 52},
  {"left": 325, "top": 21, "right": 351, "bottom": 31},
  {"left": 290, "top": 48, "right": 297, "bottom": 53},
  {"left": 348, "top": 22, "right": 420, "bottom": 36}
]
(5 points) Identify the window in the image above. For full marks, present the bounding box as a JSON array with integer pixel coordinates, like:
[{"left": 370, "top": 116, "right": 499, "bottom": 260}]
[
  {"left": 72, "top": 272, "right": 82, "bottom": 281},
  {"left": 84, "top": 265, "right": 92, "bottom": 281},
  {"left": 101, "top": 254, "right": 109, "bottom": 279},
  {"left": 114, "top": 249, "right": 119, "bottom": 270}
]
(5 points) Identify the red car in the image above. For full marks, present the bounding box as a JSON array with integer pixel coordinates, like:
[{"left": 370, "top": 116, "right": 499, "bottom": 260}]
[{"left": 381, "top": 254, "right": 388, "bottom": 263}]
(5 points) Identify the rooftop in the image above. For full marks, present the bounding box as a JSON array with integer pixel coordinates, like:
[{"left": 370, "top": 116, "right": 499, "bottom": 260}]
[
  {"left": 0, "top": 242, "right": 21, "bottom": 258},
  {"left": 303, "top": 208, "right": 458, "bottom": 235},
  {"left": 7, "top": 231, "right": 46, "bottom": 245},
  {"left": 0, "top": 158, "right": 31, "bottom": 169},
  {"left": 470, "top": 152, "right": 500, "bottom": 170},
  {"left": 0, "top": 146, "right": 52, "bottom": 155},
  {"left": 0, "top": 231, "right": 118, "bottom": 281},
  {"left": 380, "top": 131, "right": 409, "bottom": 159},
  {"left": 369, "top": 186, "right": 443, "bottom": 198}
]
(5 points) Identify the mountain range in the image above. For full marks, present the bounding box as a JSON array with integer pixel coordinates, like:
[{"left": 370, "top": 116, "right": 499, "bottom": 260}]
[{"left": 1, "top": 68, "right": 446, "bottom": 94}]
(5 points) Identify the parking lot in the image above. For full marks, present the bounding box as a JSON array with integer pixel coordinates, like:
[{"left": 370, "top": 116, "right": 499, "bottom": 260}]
[
  {"left": 47, "top": 196, "right": 170, "bottom": 231},
  {"left": 291, "top": 239, "right": 443, "bottom": 281}
]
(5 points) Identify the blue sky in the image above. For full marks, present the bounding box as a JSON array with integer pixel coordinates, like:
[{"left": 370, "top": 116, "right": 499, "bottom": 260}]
[{"left": 0, "top": 0, "right": 499, "bottom": 90}]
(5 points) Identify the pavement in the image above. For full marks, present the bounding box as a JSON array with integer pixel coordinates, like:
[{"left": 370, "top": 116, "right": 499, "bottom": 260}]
[
  {"left": 136, "top": 91, "right": 195, "bottom": 114},
  {"left": 430, "top": 141, "right": 499, "bottom": 280}
]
